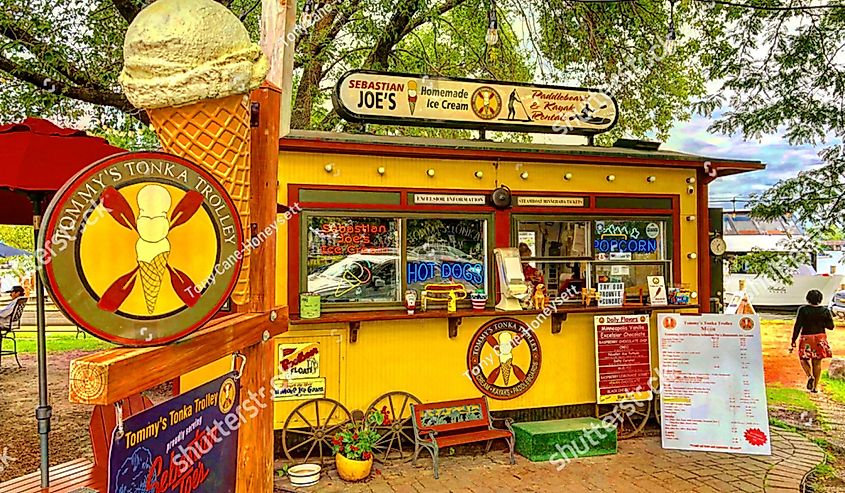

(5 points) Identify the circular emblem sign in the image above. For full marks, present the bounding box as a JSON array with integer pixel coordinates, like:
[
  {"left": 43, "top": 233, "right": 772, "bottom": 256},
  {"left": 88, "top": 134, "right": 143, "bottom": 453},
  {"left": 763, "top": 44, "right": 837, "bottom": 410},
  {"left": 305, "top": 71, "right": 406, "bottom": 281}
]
[
  {"left": 470, "top": 86, "right": 502, "bottom": 120},
  {"left": 39, "top": 152, "right": 243, "bottom": 346},
  {"left": 467, "top": 318, "right": 541, "bottom": 400}
]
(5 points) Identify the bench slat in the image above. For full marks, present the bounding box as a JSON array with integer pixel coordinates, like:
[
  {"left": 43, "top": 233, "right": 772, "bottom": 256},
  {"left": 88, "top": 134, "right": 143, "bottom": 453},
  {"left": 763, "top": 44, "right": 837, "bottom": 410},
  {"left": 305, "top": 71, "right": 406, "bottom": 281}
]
[
  {"left": 0, "top": 459, "right": 105, "bottom": 493},
  {"left": 435, "top": 429, "right": 511, "bottom": 448}
]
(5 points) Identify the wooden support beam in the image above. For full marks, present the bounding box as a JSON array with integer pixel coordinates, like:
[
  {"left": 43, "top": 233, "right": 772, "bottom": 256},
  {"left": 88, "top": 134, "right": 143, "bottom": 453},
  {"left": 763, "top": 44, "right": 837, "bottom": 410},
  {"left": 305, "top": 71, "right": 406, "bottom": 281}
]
[
  {"left": 68, "top": 308, "right": 287, "bottom": 406},
  {"left": 260, "top": 0, "right": 297, "bottom": 136},
  {"left": 235, "top": 334, "right": 274, "bottom": 493}
]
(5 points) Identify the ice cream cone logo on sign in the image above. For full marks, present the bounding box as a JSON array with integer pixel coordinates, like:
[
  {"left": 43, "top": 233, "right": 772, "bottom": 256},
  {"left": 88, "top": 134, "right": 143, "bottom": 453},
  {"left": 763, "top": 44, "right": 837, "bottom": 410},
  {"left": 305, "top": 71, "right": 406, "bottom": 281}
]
[
  {"left": 467, "top": 318, "right": 541, "bottom": 400},
  {"left": 39, "top": 152, "right": 243, "bottom": 347},
  {"left": 740, "top": 317, "right": 755, "bottom": 331},
  {"left": 118, "top": 0, "right": 269, "bottom": 306},
  {"left": 408, "top": 80, "right": 418, "bottom": 114},
  {"left": 471, "top": 86, "right": 502, "bottom": 120}
]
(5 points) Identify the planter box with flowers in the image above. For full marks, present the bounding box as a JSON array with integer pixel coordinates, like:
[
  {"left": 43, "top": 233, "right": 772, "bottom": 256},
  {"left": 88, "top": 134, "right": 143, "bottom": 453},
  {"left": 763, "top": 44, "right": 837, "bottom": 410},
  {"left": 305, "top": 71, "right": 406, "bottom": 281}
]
[{"left": 331, "top": 407, "right": 389, "bottom": 481}]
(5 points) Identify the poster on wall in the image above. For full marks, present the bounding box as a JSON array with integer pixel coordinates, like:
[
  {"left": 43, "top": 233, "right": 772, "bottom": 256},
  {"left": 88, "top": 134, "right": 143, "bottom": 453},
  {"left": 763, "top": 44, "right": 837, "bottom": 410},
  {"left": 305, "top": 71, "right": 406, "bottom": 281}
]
[
  {"left": 657, "top": 314, "right": 771, "bottom": 455},
  {"left": 594, "top": 315, "right": 653, "bottom": 404},
  {"left": 273, "top": 342, "right": 326, "bottom": 401},
  {"left": 108, "top": 373, "right": 240, "bottom": 492}
]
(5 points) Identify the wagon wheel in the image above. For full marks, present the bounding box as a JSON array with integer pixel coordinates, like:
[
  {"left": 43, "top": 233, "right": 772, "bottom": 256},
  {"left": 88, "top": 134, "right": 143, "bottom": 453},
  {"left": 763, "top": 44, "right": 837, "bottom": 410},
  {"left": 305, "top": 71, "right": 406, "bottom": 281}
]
[
  {"left": 597, "top": 399, "right": 652, "bottom": 440},
  {"left": 283, "top": 398, "right": 352, "bottom": 466},
  {"left": 365, "top": 391, "right": 421, "bottom": 463},
  {"left": 653, "top": 394, "right": 662, "bottom": 426}
]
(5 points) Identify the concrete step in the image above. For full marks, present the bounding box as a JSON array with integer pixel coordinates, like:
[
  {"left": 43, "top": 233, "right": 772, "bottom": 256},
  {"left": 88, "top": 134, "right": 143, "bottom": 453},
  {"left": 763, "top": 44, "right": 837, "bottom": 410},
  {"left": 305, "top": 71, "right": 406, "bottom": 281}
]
[{"left": 513, "top": 417, "right": 617, "bottom": 462}]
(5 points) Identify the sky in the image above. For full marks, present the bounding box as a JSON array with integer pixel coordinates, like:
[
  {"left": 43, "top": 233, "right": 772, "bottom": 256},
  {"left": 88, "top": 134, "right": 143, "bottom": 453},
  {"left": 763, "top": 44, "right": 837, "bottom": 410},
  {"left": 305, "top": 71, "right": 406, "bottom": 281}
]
[{"left": 662, "top": 111, "right": 827, "bottom": 208}]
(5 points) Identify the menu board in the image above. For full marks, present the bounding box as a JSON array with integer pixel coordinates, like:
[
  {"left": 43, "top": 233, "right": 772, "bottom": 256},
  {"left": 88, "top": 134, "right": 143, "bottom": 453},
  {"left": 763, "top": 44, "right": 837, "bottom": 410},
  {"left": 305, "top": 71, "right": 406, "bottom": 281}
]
[
  {"left": 594, "top": 315, "right": 653, "bottom": 404},
  {"left": 657, "top": 314, "right": 771, "bottom": 455}
]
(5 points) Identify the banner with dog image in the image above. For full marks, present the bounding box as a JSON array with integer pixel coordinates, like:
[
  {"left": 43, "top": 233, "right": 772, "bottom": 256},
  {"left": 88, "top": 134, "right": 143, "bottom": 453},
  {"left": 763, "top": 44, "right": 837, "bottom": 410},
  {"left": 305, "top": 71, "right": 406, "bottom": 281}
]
[{"left": 108, "top": 373, "right": 241, "bottom": 493}]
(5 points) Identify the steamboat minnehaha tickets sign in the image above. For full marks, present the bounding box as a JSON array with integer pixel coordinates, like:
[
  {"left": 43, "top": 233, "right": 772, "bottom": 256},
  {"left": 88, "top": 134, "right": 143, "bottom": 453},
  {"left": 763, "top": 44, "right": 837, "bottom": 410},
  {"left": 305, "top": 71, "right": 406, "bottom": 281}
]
[
  {"left": 466, "top": 318, "right": 541, "bottom": 400},
  {"left": 333, "top": 70, "right": 618, "bottom": 135},
  {"left": 39, "top": 152, "right": 243, "bottom": 346}
]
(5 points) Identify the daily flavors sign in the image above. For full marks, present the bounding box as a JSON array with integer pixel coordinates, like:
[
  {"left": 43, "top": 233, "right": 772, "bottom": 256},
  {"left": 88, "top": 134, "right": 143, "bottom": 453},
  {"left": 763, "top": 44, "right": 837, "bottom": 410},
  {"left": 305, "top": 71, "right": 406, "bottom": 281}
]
[
  {"left": 594, "top": 315, "right": 653, "bottom": 404},
  {"left": 657, "top": 314, "right": 771, "bottom": 455},
  {"left": 40, "top": 152, "right": 243, "bottom": 346},
  {"left": 334, "top": 70, "right": 618, "bottom": 135}
]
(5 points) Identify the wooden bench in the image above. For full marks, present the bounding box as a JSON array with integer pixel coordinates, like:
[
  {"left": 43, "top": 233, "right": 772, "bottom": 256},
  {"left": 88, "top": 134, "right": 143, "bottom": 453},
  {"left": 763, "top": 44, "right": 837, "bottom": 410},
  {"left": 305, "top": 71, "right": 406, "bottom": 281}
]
[
  {"left": 410, "top": 396, "right": 515, "bottom": 479},
  {"left": 0, "top": 394, "right": 152, "bottom": 492}
]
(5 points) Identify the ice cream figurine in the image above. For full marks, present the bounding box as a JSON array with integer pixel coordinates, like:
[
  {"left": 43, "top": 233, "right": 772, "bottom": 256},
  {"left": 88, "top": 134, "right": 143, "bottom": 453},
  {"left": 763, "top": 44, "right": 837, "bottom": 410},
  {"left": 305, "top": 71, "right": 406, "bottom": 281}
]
[
  {"left": 497, "top": 332, "right": 514, "bottom": 385},
  {"left": 408, "top": 81, "right": 418, "bottom": 114},
  {"left": 119, "top": 0, "right": 269, "bottom": 305},
  {"left": 136, "top": 185, "right": 173, "bottom": 313}
]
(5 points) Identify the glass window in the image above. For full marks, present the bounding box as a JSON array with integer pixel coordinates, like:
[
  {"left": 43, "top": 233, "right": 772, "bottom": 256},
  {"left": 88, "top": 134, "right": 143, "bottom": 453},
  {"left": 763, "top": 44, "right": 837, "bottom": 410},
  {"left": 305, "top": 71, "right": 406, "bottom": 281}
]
[
  {"left": 514, "top": 216, "right": 673, "bottom": 301},
  {"left": 406, "top": 218, "right": 487, "bottom": 294},
  {"left": 593, "top": 220, "right": 666, "bottom": 261},
  {"left": 305, "top": 216, "right": 400, "bottom": 303}
]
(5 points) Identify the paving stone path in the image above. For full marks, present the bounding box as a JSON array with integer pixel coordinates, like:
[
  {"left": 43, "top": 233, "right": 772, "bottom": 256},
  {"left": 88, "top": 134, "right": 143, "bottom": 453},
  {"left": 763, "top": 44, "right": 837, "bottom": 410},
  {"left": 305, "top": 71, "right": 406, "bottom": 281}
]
[
  {"left": 810, "top": 391, "right": 845, "bottom": 451},
  {"left": 275, "top": 429, "right": 825, "bottom": 493}
]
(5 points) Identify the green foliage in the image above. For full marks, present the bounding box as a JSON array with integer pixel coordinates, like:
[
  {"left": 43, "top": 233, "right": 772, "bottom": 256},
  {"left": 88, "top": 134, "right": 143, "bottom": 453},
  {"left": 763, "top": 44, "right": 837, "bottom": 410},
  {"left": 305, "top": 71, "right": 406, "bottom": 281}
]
[
  {"left": 766, "top": 385, "right": 818, "bottom": 413},
  {"left": 330, "top": 407, "right": 386, "bottom": 461},
  {"left": 0, "top": 225, "right": 33, "bottom": 251},
  {"left": 822, "top": 371, "right": 845, "bottom": 404},
  {"left": 768, "top": 417, "right": 798, "bottom": 432}
]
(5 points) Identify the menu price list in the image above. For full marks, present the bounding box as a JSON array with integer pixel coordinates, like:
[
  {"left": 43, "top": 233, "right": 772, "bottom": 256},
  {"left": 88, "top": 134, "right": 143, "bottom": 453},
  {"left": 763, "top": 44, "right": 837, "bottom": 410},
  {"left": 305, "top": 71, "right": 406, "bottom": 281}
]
[
  {"left": 657, "top": 314, "right": 771, "bottom": 455},
  {"left": 595, "top": 314, "right": 653, "bottom": 404}
]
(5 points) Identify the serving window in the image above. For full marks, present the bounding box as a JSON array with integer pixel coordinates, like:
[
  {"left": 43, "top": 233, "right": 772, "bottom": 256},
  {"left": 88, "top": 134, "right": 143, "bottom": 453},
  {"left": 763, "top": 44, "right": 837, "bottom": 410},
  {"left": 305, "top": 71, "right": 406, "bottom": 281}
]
[
  {"left": 514, "top": 216, "right": 673, "bottom": 300},
  {"left": 302, "top": 212, "right": 490, "bottom": 309}
]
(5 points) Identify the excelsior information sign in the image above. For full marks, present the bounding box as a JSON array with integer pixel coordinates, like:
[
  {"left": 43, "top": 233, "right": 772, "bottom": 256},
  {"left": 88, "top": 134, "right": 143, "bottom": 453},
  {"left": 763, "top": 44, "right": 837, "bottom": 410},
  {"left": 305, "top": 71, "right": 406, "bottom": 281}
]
[
  {"left": 657, "top": 314, "right": 771, "bottom": 455},
  {"left": 333, "top": 70, "right": 618, "bottom": 135},
  {"left": 594, "top": 315, "right": 653, "bottom": 404},
  {"left": 108, "top": 372, "right": 241, "bottom": 492}
]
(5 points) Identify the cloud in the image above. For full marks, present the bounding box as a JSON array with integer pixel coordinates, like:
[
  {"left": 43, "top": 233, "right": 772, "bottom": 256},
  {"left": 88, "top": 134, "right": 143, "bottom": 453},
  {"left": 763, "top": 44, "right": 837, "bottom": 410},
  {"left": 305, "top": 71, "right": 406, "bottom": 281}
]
[{"left": 663, "top": 113, "right": 825, "bottom": 200}]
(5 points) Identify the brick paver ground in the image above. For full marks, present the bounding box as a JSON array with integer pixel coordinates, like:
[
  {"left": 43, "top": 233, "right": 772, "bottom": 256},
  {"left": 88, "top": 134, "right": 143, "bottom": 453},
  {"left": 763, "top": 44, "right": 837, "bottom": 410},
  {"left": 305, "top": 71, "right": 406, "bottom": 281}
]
[{"left": 275, "top": 429, "right": 824, "bottom": 492}]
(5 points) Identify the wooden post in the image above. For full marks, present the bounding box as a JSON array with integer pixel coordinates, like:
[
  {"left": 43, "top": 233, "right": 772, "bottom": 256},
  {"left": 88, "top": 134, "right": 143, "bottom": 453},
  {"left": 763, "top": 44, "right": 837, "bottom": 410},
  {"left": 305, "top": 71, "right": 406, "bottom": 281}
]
[{"left": 261, "top": 0, "right": 297, "bottom": 137}]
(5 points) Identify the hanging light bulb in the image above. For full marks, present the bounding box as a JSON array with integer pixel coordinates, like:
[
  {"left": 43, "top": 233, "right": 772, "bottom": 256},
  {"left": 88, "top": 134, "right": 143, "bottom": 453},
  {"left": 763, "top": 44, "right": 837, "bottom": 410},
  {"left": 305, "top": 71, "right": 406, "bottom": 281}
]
[
  {"left": 486, "top": 0, "right": 499, "bottom": 46},
  {"left": 665, "top": 0, "right": 677, "bottom": 56},
  {"left": 301, "top": 0, "right": 314, "bottom": 26}
]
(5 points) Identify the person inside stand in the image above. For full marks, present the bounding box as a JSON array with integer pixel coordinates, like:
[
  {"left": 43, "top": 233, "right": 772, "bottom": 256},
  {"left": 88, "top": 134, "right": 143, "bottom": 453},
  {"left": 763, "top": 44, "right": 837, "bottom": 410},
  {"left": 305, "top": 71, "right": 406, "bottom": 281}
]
[
  {"left": 0, "top": 285, "right": 25, "bottom": 326},
  {"left": 790, "top": 289, "right": 835, "bottom": 393},
  {"left": 518, "top": 242, "right": 545, "bottom": 287}
]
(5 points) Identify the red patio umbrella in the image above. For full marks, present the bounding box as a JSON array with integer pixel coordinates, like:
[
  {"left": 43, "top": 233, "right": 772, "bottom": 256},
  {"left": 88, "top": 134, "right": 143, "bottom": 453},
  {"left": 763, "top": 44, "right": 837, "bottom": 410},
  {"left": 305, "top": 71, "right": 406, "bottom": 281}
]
[{"left": 0, "top": 117, "right": 124, "bottom": 487}]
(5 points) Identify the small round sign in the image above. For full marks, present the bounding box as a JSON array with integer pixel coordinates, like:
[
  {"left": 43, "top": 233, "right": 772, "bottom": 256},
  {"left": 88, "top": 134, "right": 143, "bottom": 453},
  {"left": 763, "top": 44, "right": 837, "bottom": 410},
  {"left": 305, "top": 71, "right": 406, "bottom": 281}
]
[
  {"left": 466, "top": 318, "right": 541, "bottom": 400},
  {"left": 645, "top": 222, "right": 660, "bottom": 239},
  {"left": 39, "top": 152, "right": 243, "bottom": 346}
]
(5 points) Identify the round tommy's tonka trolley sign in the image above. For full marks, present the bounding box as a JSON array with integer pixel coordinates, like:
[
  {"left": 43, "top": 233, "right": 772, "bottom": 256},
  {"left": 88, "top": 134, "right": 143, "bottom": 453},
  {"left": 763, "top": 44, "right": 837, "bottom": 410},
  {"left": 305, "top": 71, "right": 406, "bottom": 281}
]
[
  {"left": 467, "top": 318, "right": 542, "bottom": 400},
  {"left": 40, "top": 152, "right": 243, "bottom": 346}
]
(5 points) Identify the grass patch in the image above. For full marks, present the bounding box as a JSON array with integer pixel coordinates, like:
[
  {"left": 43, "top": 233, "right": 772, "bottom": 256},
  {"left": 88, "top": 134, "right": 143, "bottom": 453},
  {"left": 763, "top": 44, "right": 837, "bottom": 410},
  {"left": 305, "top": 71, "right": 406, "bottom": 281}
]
[
  {"left": 767, "top": 385, "right": 818, "bottom": 412},
  {"left": 8, "top": 333, "right": 115, "bottom": 353},
  {"left": 821, "top": 372, "right": 845, "bottom": 404},
  {"left": 769, "top": 417, "right": 799, "bottom": 431}
]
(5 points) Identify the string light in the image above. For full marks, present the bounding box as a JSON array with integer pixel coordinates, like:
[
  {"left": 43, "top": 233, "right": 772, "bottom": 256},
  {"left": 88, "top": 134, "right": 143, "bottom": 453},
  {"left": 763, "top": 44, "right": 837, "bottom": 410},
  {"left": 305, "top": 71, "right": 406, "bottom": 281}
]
[
  {"left": 486, "top": 0, "right": 499, "bottom": 46},
  {"left": 666, "top": 0, "right": 677, "bottom": 56}
]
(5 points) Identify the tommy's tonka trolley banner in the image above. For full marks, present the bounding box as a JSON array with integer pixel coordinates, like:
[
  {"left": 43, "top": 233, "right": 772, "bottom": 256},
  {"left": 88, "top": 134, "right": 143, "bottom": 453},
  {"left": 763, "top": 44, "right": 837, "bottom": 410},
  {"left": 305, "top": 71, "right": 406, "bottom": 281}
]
[{"left": 108, "top": 373, "right": 242, "bottom": 493}]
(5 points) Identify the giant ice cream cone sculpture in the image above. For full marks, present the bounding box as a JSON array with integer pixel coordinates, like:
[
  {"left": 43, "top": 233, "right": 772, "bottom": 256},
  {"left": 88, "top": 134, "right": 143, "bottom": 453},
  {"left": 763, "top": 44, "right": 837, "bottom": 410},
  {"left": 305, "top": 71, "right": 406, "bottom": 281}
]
[{"left": 119, "top": 0, "right": 269, "bottom": 305}]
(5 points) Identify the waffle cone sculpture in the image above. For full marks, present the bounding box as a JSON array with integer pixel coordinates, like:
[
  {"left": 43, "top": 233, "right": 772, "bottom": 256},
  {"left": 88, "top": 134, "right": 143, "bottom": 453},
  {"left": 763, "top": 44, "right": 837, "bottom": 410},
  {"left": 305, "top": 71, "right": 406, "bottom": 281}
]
[{"left": 119, "top": 0, "right": 269, "bottom": 305}]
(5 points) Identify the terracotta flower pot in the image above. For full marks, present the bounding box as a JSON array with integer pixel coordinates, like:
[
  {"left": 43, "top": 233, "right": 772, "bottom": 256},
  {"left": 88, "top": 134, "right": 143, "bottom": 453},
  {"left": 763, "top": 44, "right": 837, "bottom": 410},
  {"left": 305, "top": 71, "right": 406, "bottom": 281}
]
[{"left": 335, "top": 453, "right": 373, "bottom": 481}]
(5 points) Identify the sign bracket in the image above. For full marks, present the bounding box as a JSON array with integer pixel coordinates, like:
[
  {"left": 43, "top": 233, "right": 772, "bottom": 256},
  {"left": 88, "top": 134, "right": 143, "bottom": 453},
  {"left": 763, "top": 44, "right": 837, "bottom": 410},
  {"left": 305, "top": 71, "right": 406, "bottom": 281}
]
[
  {"left": 550, "top": 313, "right": 567, "bottom": 334},
  {"left": 448, "top": 317, "right": 462, "bottom": 338}
]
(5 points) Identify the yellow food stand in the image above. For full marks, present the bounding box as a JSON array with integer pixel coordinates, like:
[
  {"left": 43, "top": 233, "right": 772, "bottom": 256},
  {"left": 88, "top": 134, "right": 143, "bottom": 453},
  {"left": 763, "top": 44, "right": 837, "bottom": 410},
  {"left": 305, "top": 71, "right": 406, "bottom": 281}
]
[{"left": 184, "top": 72, "right": 764, "bottom": 465}]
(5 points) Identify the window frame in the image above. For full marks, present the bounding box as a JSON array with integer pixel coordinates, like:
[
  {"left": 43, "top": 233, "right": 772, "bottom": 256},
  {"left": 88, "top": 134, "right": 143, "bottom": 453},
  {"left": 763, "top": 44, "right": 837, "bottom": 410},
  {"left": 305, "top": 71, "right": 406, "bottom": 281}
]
[
  {"left": 511, "top": 214, "right": 675, "bottom": 294},
  {"left": 300, "top": 210, "right": 495, "bottom": 311}
]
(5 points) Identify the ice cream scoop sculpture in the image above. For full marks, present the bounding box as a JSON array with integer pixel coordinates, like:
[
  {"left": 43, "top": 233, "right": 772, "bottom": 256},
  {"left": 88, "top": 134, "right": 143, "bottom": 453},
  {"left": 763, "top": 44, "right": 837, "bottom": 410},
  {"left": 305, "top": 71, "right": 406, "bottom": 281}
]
[{"left": 119, "top": 0, "right": 269, "bottom": 305}]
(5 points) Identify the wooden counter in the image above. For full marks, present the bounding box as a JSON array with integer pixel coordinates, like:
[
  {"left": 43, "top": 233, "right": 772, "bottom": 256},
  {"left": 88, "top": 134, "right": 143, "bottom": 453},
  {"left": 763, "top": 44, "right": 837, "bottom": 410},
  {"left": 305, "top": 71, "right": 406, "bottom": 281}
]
[{"left": 289, "top": 304, "right": 700, "bottom": 342}]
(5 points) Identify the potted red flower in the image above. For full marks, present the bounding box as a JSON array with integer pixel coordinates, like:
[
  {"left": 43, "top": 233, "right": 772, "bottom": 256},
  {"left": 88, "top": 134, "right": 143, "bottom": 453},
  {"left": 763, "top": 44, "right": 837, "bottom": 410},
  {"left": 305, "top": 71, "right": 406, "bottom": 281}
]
[{"left": 331, "top": 408, "right": 387, "bottom": 481}]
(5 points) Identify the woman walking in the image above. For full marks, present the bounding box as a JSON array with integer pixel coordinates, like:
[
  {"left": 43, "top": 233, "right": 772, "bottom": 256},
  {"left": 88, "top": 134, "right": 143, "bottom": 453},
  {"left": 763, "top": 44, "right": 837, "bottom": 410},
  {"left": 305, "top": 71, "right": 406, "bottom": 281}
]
[{"left": 791, "top": 289, "right": 835, "bottom": 392}]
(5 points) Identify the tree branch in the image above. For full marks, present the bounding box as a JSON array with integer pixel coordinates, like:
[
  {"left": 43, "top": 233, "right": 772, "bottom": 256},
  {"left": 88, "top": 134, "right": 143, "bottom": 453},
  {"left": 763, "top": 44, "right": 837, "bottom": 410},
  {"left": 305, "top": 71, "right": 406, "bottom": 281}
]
[
  {"left": 400, "top": 0, "right": 471, "bottom": 38},
  {"left": 0, "top": 53, "right": 142, "bottom": 119},
  {"left": 112, "top": 0, "right": 142, "bottom": 23},
  {"left": 364, "top": 0, "right": 424, "bottom": 70}
]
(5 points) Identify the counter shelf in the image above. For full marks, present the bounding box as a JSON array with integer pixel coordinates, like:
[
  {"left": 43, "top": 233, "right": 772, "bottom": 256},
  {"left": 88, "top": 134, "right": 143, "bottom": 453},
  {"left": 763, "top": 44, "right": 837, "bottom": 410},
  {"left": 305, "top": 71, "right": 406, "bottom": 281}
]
[{"left": 289, "top": 305, "right": 700, "bottom": 342}]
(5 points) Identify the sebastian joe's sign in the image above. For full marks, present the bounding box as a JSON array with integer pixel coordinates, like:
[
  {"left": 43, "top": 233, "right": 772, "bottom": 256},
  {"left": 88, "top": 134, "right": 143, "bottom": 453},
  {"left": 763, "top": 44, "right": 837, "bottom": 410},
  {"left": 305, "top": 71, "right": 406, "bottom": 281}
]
[
  {"left": 108, "top": 373, "right": 241, "bottom": 493},
  {"left": 334, "top": 70, "right": 618, "bottom": 136},
  {"left": 39, "top": 152, "right": 243, "bottom": 346}
]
